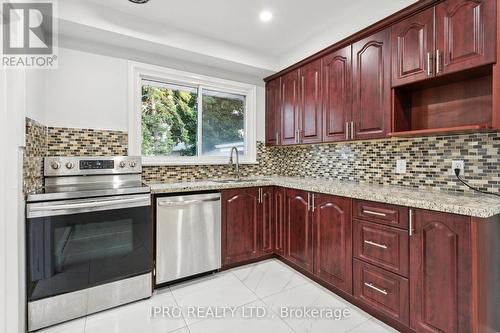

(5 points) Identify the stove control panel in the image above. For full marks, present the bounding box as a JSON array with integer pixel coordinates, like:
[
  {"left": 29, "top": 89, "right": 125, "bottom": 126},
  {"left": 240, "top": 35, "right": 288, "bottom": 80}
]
[{"left": 44, "top": 156, "right": 142, "bottom": 176}]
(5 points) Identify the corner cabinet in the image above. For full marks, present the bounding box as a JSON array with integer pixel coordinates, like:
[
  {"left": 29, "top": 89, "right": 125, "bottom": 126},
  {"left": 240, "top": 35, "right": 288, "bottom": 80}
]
[
  {"left": 409, "top": 209, "right": 472, "bottom": 333},
  {"left": 352, "top": 28, "right": 392, "bottom": 140}
]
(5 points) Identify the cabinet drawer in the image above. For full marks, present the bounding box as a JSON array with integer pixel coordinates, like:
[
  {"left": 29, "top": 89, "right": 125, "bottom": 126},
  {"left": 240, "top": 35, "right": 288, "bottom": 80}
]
[
  {"left": 353, "top": 220, "right": 409, "bottom": 277},
  {"left": 353, "top": 200, "right": 408, "bottom": 229},
  {"left": 354, "top": 259, "right": 409, "bottom": 325}
]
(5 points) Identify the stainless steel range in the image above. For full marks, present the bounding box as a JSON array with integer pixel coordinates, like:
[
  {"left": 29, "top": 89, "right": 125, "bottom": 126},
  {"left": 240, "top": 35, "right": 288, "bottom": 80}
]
[{"left": 26, "top": 156, "right": 152, "bottom": 331}]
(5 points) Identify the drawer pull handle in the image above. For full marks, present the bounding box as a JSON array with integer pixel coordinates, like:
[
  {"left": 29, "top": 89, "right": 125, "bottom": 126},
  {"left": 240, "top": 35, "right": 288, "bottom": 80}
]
[
  {"left": 364, "top": 240, "right": 388, "bottom": 249},
  {"left": 364, "top": 282, "right": 388, "bottom": 295},
  {"left": 362, "top": 209, "right": 387, "bottom": 217}
]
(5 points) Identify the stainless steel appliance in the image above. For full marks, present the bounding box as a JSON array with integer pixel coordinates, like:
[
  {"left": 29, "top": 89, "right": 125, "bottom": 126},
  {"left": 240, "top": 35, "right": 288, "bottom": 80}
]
[
  {"left": 156, "top": 193, "right": 221, "bottom": 285},
  {"left": 26, "top": 156, "right": 152, "bottom": 331}
]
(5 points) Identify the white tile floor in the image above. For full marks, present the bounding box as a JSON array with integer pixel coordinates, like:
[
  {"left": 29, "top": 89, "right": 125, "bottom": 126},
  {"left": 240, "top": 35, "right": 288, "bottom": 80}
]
[{"left": 39, "top": 259, "right": 398, "bottom": 333}]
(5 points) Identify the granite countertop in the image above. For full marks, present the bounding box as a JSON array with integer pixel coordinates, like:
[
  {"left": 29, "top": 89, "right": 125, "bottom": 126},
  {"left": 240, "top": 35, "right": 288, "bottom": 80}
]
[{"left": 147, "top": 176, "right": 500, "bottom": 219}]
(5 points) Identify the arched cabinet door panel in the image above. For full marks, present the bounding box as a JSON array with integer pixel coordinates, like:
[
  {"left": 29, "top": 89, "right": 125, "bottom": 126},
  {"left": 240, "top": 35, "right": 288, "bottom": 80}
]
[
  {"left": 436, "top": 0, "right": 496, "bottom": 75},
  {"left": 322, "top": 46, "right": 352, "bottom": 142},
  {"left": 352, "top": 28, "right": 391, "bottom": 140},
  {"left": 409, "top": 209, "right": 472, "bottom": 333},
  {"left": 285, "top": 188, "right": 313, "bottom": 272},
  {"left": 222, "top": 188, "right": 260, "bottom": 265},
  {"left": 313, "top": 194, "right": 352, "bottom": 294},
  {"left": 392, "top": 7, "right": 435, "bottom": 86}
]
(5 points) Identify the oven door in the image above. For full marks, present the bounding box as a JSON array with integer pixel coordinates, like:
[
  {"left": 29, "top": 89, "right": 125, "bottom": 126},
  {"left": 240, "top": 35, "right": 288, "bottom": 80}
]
[{"left": 26, "top": 193, "right": 151, "bottom": 301}]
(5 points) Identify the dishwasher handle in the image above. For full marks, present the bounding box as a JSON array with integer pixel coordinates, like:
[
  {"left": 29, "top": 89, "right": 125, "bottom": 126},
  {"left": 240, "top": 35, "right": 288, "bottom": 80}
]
[{"left": 157, "top": 197, "right": 220, "bottom": 207}]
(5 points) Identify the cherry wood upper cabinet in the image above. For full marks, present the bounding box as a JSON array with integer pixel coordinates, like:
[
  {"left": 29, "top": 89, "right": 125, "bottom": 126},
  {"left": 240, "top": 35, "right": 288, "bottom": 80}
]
[
  {"left": 281, "top": 70, "right": 300, "bottom": 145},
  {"left": 221, "top": 188, "right": 260, "bottom": 265},
  {"left": 392, "top": 7, "right": 436, "bottom": 86},
  {"left": 322, "top": 46, "right": 352, "bottom": 142},
  {"left": 285, "top": 188, "right": 313, "bottom": 272},
  {"left": 274, "top": 187, "right": 286, "bottom": 257},
  {"left": 299, "top": 59, "right": 322, "bottom": 144},
  {"left": 409, "top": 209, "right": 472, "bottom": 333},
  {"left": 313, "top": 194, "right": 352, "bottom": 294},
  {"left": 352, "top": 28, "right": 391, "bottom": 140},
  {"left": 265, "top": 78, "right": 281, "bottom": 146},
  {"left": 436, "top": 0, "right": 496, "bottom": 76},
  {"left": 261, "top": 187, "right": 274, "bottom": 255}
]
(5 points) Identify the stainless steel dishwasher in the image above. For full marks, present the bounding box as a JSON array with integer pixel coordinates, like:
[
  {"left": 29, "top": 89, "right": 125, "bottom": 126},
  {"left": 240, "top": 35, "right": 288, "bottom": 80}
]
[{"left": 155, "top": 193, "right": 221, "bottom": 285}]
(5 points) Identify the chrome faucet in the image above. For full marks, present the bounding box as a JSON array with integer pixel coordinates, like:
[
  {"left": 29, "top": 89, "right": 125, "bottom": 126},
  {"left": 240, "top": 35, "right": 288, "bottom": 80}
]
[{"left": 229, "top": 146, "right": 240, "bottom": 179}]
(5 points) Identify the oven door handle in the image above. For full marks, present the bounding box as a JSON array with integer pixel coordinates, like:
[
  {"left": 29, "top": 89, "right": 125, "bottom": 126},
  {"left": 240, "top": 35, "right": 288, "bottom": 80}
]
[{"left": 27, "top": 195, "right": 151, "bottom": 218}]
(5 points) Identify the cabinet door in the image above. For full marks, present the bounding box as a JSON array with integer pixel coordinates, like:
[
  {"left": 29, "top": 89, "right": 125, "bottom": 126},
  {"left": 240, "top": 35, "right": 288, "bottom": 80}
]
[
  {"left": 285, "top": 189, "right": 313, "bottom": 272},
  {"left": 274, "top": 187, "right": 286, "bottom": 256},
  {"left": 392, "top": 7, "right": 435, "bottom": 86},
  {"left": 352, "top": 28, "right": 391, "bottom": 140},
  {"left": 322, "top": 46, "right": 352, "bottom": 142},
  {"left": 261, "top": 187, "right": 274, "bottom": 255},
  {"left": 436, "top": 0, "right": 496, "bottom": 75},
  {"left": 299, "top": 59, "right": 322, "bottom": 144},
  {"left": 313, "top": 194, "right": 352, "bottom": 294},
  {"left": 265, "top": 78, "right": 281, "bottom": 146},
  {"left": 221, "top": 188, "right": 260, "bottom": 265},
  {"left": 410, "top": 209, "right": 472, "bottom": 333},
  {"left": 281, "top": 70, "right": 300, "bottom": 145}
]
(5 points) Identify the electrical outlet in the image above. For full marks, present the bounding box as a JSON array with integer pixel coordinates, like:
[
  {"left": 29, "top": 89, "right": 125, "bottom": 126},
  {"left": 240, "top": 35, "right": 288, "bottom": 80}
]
[
  {"left": 451, "top": 160, "right": 464, "bottom": 176},
  {"left": 396, "top": 159, "right": 406, "bottom": 174}
]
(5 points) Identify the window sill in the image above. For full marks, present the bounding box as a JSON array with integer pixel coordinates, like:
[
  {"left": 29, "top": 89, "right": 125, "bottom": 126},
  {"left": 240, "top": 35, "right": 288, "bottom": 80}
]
[{"left": 141, "top": 157, "right": 258, "bottom": 166}]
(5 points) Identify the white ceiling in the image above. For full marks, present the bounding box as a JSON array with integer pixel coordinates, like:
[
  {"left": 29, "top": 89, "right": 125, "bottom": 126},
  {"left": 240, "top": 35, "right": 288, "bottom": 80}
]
[{"left": 58, "top": 0, "right": 417, "bottom": 79}]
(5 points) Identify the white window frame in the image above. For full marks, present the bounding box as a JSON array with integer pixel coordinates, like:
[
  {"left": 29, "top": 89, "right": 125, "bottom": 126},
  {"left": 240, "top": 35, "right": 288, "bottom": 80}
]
[{"left": 128, "top": 61, "right": 257, "bottom": 166}]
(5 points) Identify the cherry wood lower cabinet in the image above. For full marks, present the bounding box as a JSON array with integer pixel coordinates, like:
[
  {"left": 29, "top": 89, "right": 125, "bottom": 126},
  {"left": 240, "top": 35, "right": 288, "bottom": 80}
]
[
  {"left": 354, "top": 259, "right": 409, "bottom": 325},
  {"left": 261, "top": 187, "right": 274, "bottom": 255},
  {"left": 221, "top": 188, "right": 261, "bottom": 265},
  {"left": 284, "top": 188, "right": 313, "bottom": 272},
  {"left": 313, "top": 194, "right": 352, "bottom": 294},
  {"left": 273, "top": 187, "right": 286, "bottom": 256},
  {"left": 409, "top": 209, "right": 472, "bottom": 333}
]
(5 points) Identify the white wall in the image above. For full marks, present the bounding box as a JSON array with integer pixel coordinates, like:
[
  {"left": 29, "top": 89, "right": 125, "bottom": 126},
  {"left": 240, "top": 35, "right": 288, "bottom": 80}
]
[
  {"left": 43, "top": 47, "right": 266, "bottom": 140},
  {"left": 1, "top": 69, "right": 28, "bottom": 333},
  {"left": 45, "top": 48, "right": 128, "bottom": 131}
]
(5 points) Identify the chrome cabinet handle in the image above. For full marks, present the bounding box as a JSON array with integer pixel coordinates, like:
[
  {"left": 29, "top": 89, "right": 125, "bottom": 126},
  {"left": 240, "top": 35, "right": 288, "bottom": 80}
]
[
  {"left": 427, "top": 52, "right": 432, "bottom": 76},
  {"left": 311, "top": 194, "right": 315, "bottom": 212},
  {"left": 364, "top": 240, "right": 388, "bottom": 249},
  {"left": 307, "top": 193, "right": 311, "bottom": 211},
  {"left": 345, "top": 122, "right": 349, "bottom": 140},
  {"left": 364, "top": 282, "right": 388, "bottom": 295},
  {"left": 362, "top": 209, "right": 387, "bottom": 217},
  {"left": 436, "top": 50, "right": 441, "bottom": 74},
  {"left": 350, "top": 121, "right": 355, "bottom": 140},
  {"left": 275, "top": 132, "right": 279, "bottom": 145},
  {"left": 259, "top": 188, "right": 263, "bottom": 203},
  {"left": 409, "top": 209, "right": 414, "bottom": 236}
]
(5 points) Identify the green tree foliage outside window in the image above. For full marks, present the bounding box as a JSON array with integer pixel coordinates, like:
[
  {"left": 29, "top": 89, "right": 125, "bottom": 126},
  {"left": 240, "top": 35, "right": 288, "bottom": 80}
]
[
  {"left": 141, "top": 84, "right": 197, "bottom": 156},
  {"left": 141, "top": 82, "right": 245, "bottom": 158}
]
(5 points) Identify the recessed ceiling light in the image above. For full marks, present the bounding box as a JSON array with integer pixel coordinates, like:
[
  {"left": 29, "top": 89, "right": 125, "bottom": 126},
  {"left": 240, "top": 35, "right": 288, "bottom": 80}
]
[
  {"left": 129, "top": 0, "right": 149, "bottom": 4},
  {"left": 259, "top": 10, "right": 273, "bottom": 22}
]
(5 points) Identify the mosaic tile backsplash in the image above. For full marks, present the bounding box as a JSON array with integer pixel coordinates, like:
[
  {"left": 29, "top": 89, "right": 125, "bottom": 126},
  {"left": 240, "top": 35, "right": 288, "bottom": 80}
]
[
  {"left": 24, "top": 118, "right": 48, "bottom": 195},
  {"left": 24, "top": 117, "right": 500, "bottom": 195},
  {"left": 47, "top": 126, "right": 128, "bottom": 156},
  {"left": 273, "top": 133, "right": 500, "bottom": 194}
]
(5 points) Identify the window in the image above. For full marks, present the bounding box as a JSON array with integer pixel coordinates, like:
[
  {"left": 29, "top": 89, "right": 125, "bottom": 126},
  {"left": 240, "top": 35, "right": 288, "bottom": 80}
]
[{"left": 129, "top": 62, "right": 256, "bottom": 165}]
